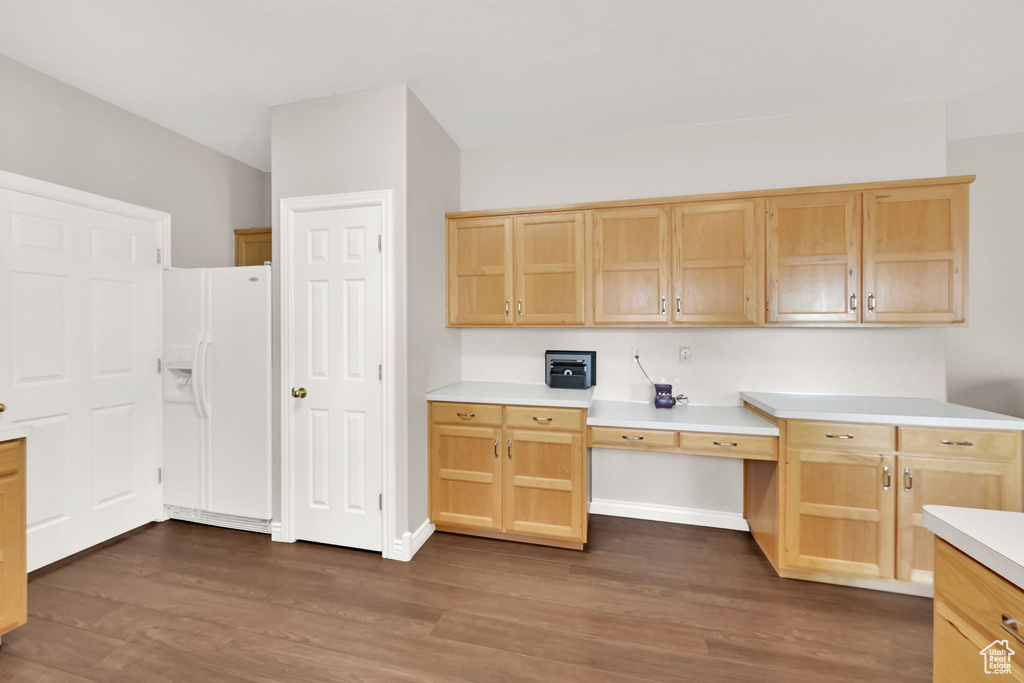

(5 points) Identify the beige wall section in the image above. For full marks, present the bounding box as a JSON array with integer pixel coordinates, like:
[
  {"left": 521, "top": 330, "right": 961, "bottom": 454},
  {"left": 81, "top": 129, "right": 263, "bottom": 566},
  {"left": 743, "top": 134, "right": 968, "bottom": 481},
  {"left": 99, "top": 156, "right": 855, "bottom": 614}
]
[
  {"left": 460, "top": 101, "right": 950, "bottom": 519},
  {"left": 946, "top": 134, "right": 1024, "bottom": 418},
  {"left": 0, "top": 55, "right": 269, "bottom": 267},
  {"left": 406, "top": 91, "right": 461, "bottom": 532}
]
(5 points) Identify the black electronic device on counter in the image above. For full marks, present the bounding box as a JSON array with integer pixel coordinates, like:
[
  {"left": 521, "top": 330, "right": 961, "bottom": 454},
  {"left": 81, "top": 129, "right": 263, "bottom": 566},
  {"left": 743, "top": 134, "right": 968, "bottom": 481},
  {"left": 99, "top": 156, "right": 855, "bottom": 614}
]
[{"left": 545, "top": 350, "right": 597, "bottom": 389}]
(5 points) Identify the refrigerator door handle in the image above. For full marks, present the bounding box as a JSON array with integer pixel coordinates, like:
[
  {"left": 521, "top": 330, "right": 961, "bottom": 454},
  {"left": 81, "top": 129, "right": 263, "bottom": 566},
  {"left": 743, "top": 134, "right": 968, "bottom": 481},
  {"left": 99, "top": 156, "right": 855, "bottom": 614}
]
[
  {"left": 190, "top": 332, "right": 205, "bottom": 418},
  {"left": 195, "top": 333, "right": 212, "bottom": 419}
]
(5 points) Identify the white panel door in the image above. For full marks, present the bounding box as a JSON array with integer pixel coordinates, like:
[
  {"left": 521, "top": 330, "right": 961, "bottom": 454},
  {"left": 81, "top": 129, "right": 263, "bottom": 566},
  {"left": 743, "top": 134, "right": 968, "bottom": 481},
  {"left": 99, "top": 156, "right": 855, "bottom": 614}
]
[
  {"left": 0, "top": 187, "right": 162, "bottom": 571},
  {"left": 290, "top": 203, "right": 383, "bottom": 550}
]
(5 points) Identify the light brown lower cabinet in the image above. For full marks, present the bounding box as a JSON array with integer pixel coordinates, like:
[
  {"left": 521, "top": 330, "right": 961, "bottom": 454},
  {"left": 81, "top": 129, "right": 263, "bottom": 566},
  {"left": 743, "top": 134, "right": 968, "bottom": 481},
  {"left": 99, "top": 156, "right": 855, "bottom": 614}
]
[
  {"left": 933, "top": 538, "right": 1024, "bottom": 681},
  {"left": 780, "top": 420, "right": 1022, "bottom": 589},
  {"left": 0, "top": 438, "right": 27, "bottom": 642},
  {"left": 428, "top": 402, "right": 587, "bottom": 549}
]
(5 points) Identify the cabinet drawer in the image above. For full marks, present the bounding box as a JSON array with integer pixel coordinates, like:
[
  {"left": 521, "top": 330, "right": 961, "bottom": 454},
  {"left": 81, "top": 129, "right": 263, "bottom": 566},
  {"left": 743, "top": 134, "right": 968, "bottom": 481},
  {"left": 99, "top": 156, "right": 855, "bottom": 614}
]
[
  {"left": 787, "top": 420, "right": 895, "bottom": 451},
  {"left": 899, "top": 427, "right": 1021, "bottom": 461},
  {"left": 589, "top": 427, "right": 677, "bottom": 450},
  {"left": 678, "top": 432, "right": 777, "bottom": 461},
  {"left": 935, "top": 539, "right": 1024, "bottom": 656},
  {"left": 430, "top": 402, "right": 503, "bottom": 426},
  {"left": 504, "top": 406, "right": 583, "bottom": 431}
]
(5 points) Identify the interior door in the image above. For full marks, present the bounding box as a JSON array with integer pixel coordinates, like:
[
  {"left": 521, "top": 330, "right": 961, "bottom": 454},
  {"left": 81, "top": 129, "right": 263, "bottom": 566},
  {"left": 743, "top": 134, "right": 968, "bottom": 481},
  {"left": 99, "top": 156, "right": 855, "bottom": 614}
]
[
  {"left": 784, "top": 448, "right": 895, "bottom": 578},
  {"left": 446, "top": 216, "right": 513, "bottom": 326},
  {"left": 673, "top": 199, "right": 762, "bottom": 325},
  {"left": 591, "top": 206, "right": 671, "bottom": 324},
  {"left": 0, "top": 186, "right": 163, "bottom": 571},
  {"left": 863, "top": 185, "right": 968, "bottom": 324},
  {"left": 767, "top": 192, "right": 861, "bottom": 323},
  {"left": 512, "top": 212, "right": 585, "bottom": 325},
  {"left": 896, "top": 454, "right": 1020, "bottom": 584},
  {"left": 289, "top": 200, "right": 383, "bottom": 551}
]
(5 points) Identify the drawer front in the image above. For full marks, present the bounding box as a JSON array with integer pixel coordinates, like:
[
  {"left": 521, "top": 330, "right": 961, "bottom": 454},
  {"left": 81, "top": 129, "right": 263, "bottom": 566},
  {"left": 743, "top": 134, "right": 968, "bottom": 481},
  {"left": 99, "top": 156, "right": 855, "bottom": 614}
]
[
  {"left": 787, "top": 420, "right": 895, "bottom": 451},
  {"left": 505, "top": 406, "right": 584, "bottom": 431},
  {"left": 935, "top": 539, "right": 1024, "bottom": 658},
  {"left": 430, "top": 402, "right": 503, "bottom": 426},
  {"left": 678, "top": 432, "right": 777, "bottom": 461},
  {"left": 899, "top": 426, "right": 1021, "bottom": 460},
  {"left": 589, "top": 426, "right": 677, "bottom": 450}
]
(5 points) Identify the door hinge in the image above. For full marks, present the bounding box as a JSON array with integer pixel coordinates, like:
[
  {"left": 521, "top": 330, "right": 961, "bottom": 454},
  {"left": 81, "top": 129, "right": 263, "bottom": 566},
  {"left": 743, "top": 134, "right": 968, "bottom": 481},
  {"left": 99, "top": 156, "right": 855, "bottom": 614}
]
[
  {"left": 378, "top": 493, "right": 382, "bottom": 510},
  {"left": 377, "top": 234, "right": 382, "bottom": 252},
  {"left": 378, "top": 364, "right": 383, "bottom": 381},
  {"left": 157, "top": 467, "right": 163, "bottom": 484},
  {"left": 156, "top": 247, "right": 162, "bottom": 264},
  {"left": 156, "top": 358, "right": 162, "bottom": 373}
]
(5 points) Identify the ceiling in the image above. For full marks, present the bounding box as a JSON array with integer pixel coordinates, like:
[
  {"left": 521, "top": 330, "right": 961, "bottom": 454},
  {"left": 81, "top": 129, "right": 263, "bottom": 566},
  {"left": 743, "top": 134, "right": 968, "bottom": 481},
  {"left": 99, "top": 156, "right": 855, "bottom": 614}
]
[{"left": 2, "top": 0, "right": 1023, "bottom": 172}]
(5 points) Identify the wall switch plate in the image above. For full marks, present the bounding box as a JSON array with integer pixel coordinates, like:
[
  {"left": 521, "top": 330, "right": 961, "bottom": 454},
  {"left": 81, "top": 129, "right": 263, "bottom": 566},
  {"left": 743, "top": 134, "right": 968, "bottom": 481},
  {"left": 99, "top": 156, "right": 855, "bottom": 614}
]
[
  {"left": 631, "top": 346, "right": 641, "bottom": 362},
  {"left": 679, "top": 346, "right": 691, "bottom": 364}
]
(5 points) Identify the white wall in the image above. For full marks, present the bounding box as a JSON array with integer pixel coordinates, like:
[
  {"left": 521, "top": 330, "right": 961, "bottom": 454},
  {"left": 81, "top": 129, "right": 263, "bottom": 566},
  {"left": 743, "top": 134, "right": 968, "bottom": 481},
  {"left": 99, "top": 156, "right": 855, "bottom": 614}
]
[
  {"left": 946, "top": 133, "right": 1024, "bottom": 418},
  {"left": 0, "top": 55, "right": 269, "bottom": 267},
  {"left": 461, "top": 101, "right": 950, "bottom": 521},
  {"left": 406, "top": 91, "right": 461, "bottom": 532}
]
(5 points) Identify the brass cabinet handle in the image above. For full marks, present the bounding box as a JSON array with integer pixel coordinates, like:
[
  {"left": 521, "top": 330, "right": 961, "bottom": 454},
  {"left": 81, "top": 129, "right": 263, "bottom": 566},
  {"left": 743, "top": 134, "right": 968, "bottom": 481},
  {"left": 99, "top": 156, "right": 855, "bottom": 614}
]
[
  {"left": 507, "top": 439, "right": 512, "bottom": 459},
  {"left": 291, "top": 387, "right": 307, "bottom": 398},
  {"left": 850, "top": 293, "right": 858, "bottom": 311},
  {"left": 882, "top": 465, "right": 891, "bottom": 490},
  {"left": 714, "top": 441, "right": 738, "bottom": 447},
  {"left": 493, "top": 438, "right": 499, "bottom": 458},
  {"left": 660, "top": 296, "right": 667, "bottom": 315},
  {"left": 505, "top": 299, "right": 510, "bottom": 316},
  {"left": 941, "top": 439, "right": 974, "bottom": 447},
  {"left": 622, "top": 435, "right": 644, "bottom": 440},
  {"left": 0, "top": 403, "right": 5, "bottom": 413},
  {"left": 904, "top": 468, "right": 913, "bottom": 492},
  {"left": 518, "top": 299, "right": 523, "bottom": 316},
  {"left": 676, "top": 296, "right": 682, "bottom": 315},
  {"left": 868, "top": 293, "right": 876, "bottom": 312},
  {"left": 1002, "top": 614, "right": 1024, "bottom": 646},
  {"left": 456, "top": 412, "right": 476, "bottom": 418},
  {"left": 532, "top": 416, "right": 553, "bottom": 422},
  {"left": 826, "top": 433, "right": 854, "bottom": 439}
]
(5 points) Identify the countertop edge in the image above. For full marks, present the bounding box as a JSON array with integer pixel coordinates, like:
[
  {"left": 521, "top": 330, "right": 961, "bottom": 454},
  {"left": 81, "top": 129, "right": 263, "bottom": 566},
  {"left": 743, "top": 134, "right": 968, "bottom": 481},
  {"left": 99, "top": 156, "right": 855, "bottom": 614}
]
[
  {"left": 425, "top": 394, "right": 593, "bottom": 409},
  {"left": 0, "top": 427, "right": 32, "bottom": 442},
  {"left": 923, "top": 506, "right": 1024, "bottom": 591}
]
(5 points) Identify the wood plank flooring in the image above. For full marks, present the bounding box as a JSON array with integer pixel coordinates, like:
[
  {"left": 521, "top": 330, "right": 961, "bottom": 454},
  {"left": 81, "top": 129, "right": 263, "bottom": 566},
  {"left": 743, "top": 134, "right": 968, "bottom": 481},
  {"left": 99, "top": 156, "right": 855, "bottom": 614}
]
[{"left": 0, "top": 515, "right": 932, "bottom": 682}]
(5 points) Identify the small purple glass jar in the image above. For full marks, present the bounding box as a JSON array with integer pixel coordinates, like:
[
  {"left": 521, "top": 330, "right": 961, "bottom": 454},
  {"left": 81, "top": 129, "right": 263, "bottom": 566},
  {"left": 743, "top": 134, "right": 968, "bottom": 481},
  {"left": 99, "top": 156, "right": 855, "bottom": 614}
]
[{"left": 654, "top": 384, "right": 677, "bottom": 409}]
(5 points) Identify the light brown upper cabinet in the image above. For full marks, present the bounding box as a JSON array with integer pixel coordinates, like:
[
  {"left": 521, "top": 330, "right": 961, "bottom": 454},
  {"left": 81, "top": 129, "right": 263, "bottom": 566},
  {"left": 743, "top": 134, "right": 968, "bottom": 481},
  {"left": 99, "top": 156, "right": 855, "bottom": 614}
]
[
  {"left": 767, "top": 192, "right": 861, "bottom": 324},
  {"left": 673, "top": 199, "right": 763, "bottom": 325},
  {"left": 591, "top": 206, "right": 671, "bottom": 324},
  {"left": 863, "top": 184, "right": 968, "bottom": 324},
  {"left": 447, "top": 216, "right": 514, "bottom": 325},
  {"left": 513, "top": 213, "right": 586, "bottom": 325},
  {"left": 234, "top": 227, "right": 272, "bottom": 266}
]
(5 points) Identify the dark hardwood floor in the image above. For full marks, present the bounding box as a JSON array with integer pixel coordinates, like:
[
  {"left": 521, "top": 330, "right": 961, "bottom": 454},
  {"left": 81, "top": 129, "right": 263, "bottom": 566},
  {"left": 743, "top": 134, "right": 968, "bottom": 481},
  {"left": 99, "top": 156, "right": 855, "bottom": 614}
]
[{"left": 0, "top": 515, "right": 932, "bottom": 682}]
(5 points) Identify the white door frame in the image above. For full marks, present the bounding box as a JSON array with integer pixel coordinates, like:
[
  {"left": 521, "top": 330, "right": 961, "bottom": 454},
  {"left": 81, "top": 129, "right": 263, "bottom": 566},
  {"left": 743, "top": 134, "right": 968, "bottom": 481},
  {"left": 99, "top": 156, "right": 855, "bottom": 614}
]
[{"left": 278, "top": 190, "right": 397, "bottom": 558}]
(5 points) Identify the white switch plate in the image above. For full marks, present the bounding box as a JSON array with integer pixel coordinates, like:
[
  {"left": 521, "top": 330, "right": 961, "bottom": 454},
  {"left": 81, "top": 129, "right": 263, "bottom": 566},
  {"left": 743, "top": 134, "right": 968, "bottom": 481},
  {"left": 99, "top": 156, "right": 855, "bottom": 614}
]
[
  {"left": 679, "top": 346, "right": 691, "bottom": 364},
  {"left": 631, "top": 346, "right": 641, "bottom": 362}
]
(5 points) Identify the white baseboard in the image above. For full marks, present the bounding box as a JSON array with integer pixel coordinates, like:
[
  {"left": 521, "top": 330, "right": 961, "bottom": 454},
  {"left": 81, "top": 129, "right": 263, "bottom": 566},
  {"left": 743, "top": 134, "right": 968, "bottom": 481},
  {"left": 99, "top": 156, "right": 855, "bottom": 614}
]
[
  {"left": 270, "top": 521, "right": 287, "bottom": 542},
  {"left": 588, "top": 499, "right": 749, "bottom": 532},
  {"left": 390, "top": 518, "right": 435, "bottom": 562},
  {"left": 165, "top": 506, "right": 272, "bottom": 534}
]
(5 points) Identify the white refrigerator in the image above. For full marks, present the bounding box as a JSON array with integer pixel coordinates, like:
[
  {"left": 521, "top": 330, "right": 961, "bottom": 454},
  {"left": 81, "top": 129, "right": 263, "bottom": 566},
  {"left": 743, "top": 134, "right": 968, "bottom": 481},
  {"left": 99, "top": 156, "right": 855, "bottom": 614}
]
[{"left": 162, "top": 265, "right": 272, "bottom": 529}]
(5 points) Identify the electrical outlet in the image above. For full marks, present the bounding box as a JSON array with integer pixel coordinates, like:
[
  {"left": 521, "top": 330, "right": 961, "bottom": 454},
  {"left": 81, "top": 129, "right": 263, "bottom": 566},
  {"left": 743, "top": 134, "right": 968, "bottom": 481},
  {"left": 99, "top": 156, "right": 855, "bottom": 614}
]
[
  {"left": 631, "top": 346, "right": 641, "bottom": 362},
  {"left": 679, "top": 346, "right": 691, "bottom": 364}
]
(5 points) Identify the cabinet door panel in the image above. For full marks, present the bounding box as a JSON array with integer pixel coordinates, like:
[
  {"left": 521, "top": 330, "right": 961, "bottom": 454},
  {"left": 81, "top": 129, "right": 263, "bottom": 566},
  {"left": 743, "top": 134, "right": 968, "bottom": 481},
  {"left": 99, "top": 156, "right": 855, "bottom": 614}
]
[
  {"left": 785, "top": 448, "right": 894, "bottom": 578},
  {"left": 503, "top": 428, "right": 583, "bottom": 541},
  {"left": 673, "top": 200, "right": 762, "bottom": 325},
  {"left": 592, "top": 207, "right": 670, "bottom": 324},
  {"left": 0, "top": 439, "right": 26, "bottom": 636},
  {"left": 513, "top": 213, "right": 585, "bottom": 325},
  {"left": 767, "top": 192, "right": 860, "bottom": 323},
  {"left": 896, "top": 455, "right": 1021, "bottom": 584},
  {"left": 429, "top": 424, "right": 503, "bottom": 530},
  {"left": 447, "top": 217, "right": 513, "bottom": 326},
  {"left": 863, "top": 184, "right": 968, "bottom": 323}
]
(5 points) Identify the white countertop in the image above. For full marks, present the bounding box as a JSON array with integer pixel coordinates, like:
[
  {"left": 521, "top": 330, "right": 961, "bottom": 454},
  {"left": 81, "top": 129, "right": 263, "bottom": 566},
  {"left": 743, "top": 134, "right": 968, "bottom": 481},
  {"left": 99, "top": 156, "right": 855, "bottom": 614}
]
[
  {"left": 924, "top": 505, "right": 1024, "bottom": 591},
  {"left": 588, "top": 401, "right": 779, "bottom": 436},
  {"left": 740, "top": 392, "right": 1024, "bottom": 430},
  {"left": 0, "top": 425, "right": 31, "bottom": 442},
  {"left": 426, "top": 382, "right": 595, "bottom": 409}
]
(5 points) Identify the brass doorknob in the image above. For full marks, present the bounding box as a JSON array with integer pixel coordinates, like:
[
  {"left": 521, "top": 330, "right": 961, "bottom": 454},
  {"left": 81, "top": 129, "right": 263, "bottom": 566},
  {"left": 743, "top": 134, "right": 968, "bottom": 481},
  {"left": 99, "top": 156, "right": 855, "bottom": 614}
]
[
  {"left": 291, "top": 388, "right": 307, "bottom": 399},
  {"left": 0, "top": 403, "right": 5, "bottom": 413}
]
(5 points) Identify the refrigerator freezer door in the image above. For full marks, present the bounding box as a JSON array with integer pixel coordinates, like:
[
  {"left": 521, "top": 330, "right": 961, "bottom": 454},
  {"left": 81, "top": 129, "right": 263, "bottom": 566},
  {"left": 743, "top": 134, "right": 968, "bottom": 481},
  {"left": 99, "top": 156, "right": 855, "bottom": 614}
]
[{"left": 206, "top": 265, "right": 272, "bottom": 519}]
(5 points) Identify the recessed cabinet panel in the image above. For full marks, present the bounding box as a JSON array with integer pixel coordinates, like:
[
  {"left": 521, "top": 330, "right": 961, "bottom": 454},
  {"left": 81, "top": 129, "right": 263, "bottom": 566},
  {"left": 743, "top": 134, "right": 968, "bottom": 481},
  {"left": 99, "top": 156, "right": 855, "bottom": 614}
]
[
  {"left": 767, "top": 192, "right": 861, "bottom": 323},
  {"left": 503, "top": 428, "right": 583, "bottom": 540},
  {"left": 513, "top": 213, "right": 585, "bottom": 325},
  {"left": 447, "top": 217, "right": 513, "bottom": 326},
  {"left": 863, "top": 185, "right": 967, "bottom": 323},
  {"left": 672, "top": 200, "right": 762, "bottom": 325},
  {"left": 429, "top": 423, "right": 503, "bottom": 530},
  {"left": 592, "top": 207, "right": 671, "bottom": 324}
]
